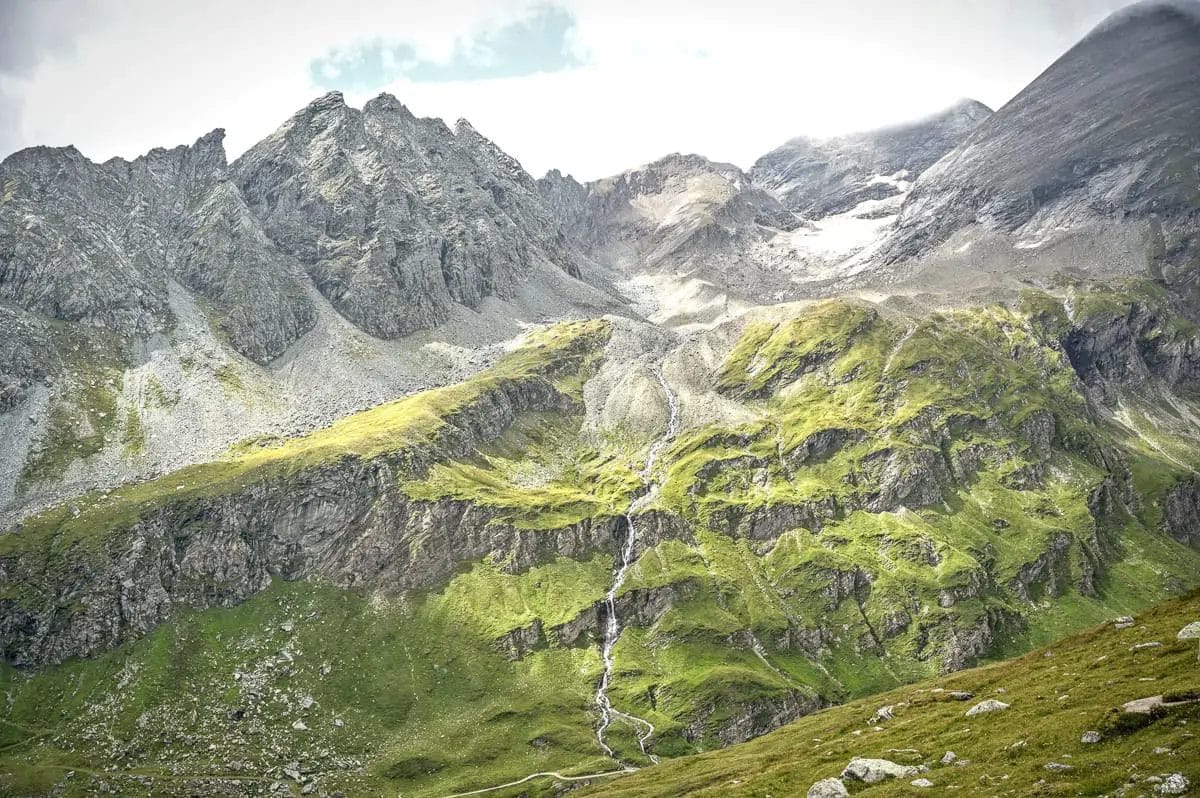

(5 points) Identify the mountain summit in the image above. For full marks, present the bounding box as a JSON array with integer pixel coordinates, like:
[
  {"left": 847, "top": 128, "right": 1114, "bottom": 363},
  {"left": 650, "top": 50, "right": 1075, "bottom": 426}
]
[
  {"left": 233, "top": 91, "right": 584, "bottom": 340},
  {"left": 875, "top": 1, "right": 1200, "bottom": 283},
  {"left": 751, "top": 99, "right": 992, "bottom": 219}
]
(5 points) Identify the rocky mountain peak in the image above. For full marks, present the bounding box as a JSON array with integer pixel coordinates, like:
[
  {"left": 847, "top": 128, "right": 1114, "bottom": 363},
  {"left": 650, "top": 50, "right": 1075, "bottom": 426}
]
[
  {"left": 362, "top": 91, "right": 416, "bottom": 121},
  {"left": 306, "top": 89, "right": 347, "bottom": 111},
  {"left": 119, "top": 128, "right": 229, "bottom": 185},
  {"left": 540, "top": 167, "right": 581, "bottom": 188},
  {"left": 942, "top": 97, "right": 993, "bottom": 125},
  {"left": 750, "top": 99, "right": 992, "bottom": 219},
  {"left": 1, "top": 143, "right": 84, "bottom": 170},
  {"left": 276, "top": 90, "right": 355, "bottom": 143},
  {"left": 872, "top": 0, "right": 1200, "bottom": 281},
  {"left": 231, "top": 94, "right": 583, "bottom": 338},
  {"left": 1086, "top": 0, "right": 1200, "bottom": 38}
]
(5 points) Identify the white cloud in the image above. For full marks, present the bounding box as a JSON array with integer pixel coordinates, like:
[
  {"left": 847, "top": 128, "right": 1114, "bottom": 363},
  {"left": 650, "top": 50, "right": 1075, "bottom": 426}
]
[{"left": 1, "top": 0, "right": 1141, "bottom": 180}]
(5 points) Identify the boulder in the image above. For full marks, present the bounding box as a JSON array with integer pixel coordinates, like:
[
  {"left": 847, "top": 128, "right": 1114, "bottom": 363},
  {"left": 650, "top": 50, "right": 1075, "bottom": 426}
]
[
  {"left": 1081, "top": 731, "right": 1102, "bottom": 744},
  {"left": 1157, "top": 774, "right": 1190, "bottom": 795},
  {"left": 1122, "top": 694, "right": 1200, "bottom": 715},
  {"left": 841, "top": 757, "right": 920, "bottom": 785},
  {"left": 1178, "top": 621, "right": 1200, "bottom": 661},
  {"left": 807, "top": 777, "right": 849, "bottom": 798},
  {"left": 911, "top": 778, "right": 935, "bottom": 788},
  {"left": 966, "top": 699, "right": 1010, "bottom": 717}
]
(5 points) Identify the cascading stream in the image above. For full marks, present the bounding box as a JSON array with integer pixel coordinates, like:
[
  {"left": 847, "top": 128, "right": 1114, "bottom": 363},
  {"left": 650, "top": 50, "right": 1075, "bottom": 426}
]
[{"left": 595, "top": 368, "right": 680, "bottom": 763}]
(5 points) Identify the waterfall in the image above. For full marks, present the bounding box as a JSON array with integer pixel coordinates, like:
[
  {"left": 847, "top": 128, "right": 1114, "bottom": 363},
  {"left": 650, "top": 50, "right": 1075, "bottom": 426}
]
[{"left": 595, "top": 368, "right": 680, "bottom": 762}]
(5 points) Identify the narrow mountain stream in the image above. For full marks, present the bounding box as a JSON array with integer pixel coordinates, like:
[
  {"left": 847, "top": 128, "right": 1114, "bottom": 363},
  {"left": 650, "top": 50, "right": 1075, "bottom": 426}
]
[{"left": 595, "top": 368, "right": 680, "bottom": 762}]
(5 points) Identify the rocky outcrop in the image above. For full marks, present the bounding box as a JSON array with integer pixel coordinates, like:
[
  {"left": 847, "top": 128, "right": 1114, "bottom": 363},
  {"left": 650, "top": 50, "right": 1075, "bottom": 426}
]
[
  {"left": 1086, "top": 444, "right": 1140, "bottom": 527},
  {"left": 918, "top": 605, "right": 1018, "bottom": 673},
  {"left": 810, "top": 565, "right": 874, "bottom": 612},
  {"left": 737, "top": 498, "right": 841, "bottom": 541},
  {"left": 499, "top": 577, "right": 701, "bottom": 659},
  {"left": 786, "top": 428, "right": 864, "bottom": 468},
  {"left": 683, "top": 688, "right": 827, "bottom": 747},
  {"left": 1008, "top": 532, "right": 1074, "bottom": 601},
  {"left": 864, "top": 446, "right": 953, "bottom": 512},
  {"left": 1164, "top": 477, "right": 1200, "bottom": 547},
  {"left": 1063, "top": 304, "right": 1200, "bottom": 403}
]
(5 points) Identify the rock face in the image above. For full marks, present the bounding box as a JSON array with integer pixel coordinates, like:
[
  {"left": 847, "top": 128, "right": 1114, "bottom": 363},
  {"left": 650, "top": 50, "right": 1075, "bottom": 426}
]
[
  {"left": 751, "top": 99, "right": 992, "bottom": 218},
  {"left": 0, "top": 307, "right": 53, "bottom": 414},
  {"left": 1062, "top": 304, "right": 1200, "bottom": 405},
  {"left": 875, "top": 1, "right": 1200, "bottom": 280},
  {"left": 1163, "top": 478, "right": 1200, "bottom": 547},
  {"left": 0, "top": 365, "right": 638, "bottom": 667},
  {"left": 0, "top": 131, "right": 315, "bottom": 364},
  {"left": 234, "top": 92, "right": 581, "bottom": 340}
]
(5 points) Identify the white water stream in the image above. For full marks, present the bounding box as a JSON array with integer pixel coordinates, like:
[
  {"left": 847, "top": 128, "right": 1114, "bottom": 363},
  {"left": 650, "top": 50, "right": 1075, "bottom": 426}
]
[{"left": 595, "top": 368, "right": 680, "bottom": 762}]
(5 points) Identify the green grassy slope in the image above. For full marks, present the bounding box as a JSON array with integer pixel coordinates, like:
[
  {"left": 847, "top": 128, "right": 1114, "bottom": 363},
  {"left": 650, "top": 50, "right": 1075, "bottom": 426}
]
[
  {"left": 4, "top": 286, "right": 1200, "bottom": 796},
  {"left": 0, "top": 577, "right": 613, "bottom": 797},
  {"left": 584, "top": 590, "right": 1200, "bottom": 797},
  {"left": 1, "top": 319, "right": 613, "bottom": 559}
]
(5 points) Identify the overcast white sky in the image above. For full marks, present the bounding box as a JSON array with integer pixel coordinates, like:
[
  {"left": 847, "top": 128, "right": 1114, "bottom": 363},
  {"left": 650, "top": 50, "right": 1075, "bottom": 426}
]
[{"left": 0, "top": 0, "right": 1140, "bottom": 180}]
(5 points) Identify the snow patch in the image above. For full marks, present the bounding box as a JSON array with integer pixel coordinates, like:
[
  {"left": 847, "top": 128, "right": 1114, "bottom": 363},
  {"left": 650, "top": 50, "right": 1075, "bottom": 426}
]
[{"left": 751, "top": 197, "right": 898, "bottom": 283}]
